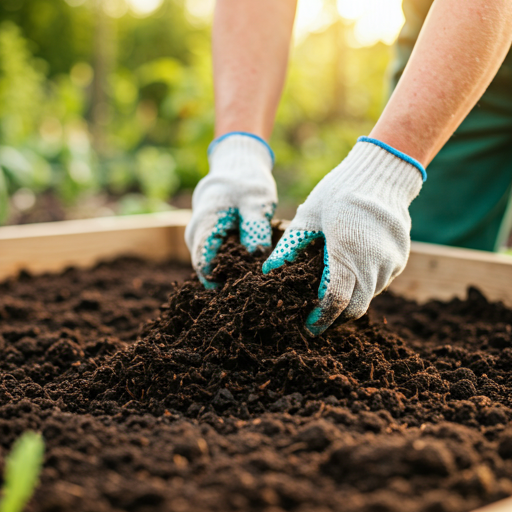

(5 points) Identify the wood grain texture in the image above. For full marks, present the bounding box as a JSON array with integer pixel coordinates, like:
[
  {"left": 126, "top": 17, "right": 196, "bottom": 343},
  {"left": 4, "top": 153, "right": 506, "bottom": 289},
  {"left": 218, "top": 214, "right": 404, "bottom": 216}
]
[
  {"left": 0, "top": 210, "right": 191, "bottom": 280},
  {"left": 2, "top": 213, "right": 512, "bottom": 310},
  {"left": 390, "top": 241, "right": 512, "bottom": 307},
  {"left": 471, "top": 497, "right": 512, "bottom": 512}
]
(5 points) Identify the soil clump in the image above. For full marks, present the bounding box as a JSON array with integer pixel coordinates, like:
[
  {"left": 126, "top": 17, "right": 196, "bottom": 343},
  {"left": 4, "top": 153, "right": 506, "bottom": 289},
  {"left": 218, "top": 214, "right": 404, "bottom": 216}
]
[{"left": 1, "top": 241, "right": 512, "bottom": 512}]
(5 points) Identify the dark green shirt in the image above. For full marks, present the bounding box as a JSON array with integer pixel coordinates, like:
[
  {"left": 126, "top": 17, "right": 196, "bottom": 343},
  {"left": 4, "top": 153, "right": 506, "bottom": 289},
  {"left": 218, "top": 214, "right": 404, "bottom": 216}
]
[{"left": 391, "top": 0, "right": 512, "bottom": 252}]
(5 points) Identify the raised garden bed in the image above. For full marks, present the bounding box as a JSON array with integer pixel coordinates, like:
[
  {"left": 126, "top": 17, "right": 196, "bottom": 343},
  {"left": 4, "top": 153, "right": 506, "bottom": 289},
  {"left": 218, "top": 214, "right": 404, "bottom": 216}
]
[{"left": 1, "top": 212, "right": 512, "bottom": 512}]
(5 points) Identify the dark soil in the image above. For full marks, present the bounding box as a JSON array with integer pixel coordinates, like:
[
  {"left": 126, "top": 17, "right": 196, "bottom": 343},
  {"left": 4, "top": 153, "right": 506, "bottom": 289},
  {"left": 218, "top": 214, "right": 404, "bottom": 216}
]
[{"left": 1, "top": 239, "right": 512, "bottom": 512}]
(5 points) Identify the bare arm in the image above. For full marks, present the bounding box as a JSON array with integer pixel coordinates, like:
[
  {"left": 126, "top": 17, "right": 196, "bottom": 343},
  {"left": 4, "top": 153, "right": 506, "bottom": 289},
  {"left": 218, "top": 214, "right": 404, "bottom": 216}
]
[
  {"left": 212, "top": 0, "right": 297, "bottom": 140},
  {"left": 371, "top": 0, "right": 512, "bottom": 167}
]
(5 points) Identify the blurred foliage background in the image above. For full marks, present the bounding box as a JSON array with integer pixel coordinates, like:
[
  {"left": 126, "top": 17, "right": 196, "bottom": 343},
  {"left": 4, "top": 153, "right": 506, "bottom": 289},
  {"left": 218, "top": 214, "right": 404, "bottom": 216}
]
[{"left": 0, "top": 0, "right": 404, "bottom": 224}]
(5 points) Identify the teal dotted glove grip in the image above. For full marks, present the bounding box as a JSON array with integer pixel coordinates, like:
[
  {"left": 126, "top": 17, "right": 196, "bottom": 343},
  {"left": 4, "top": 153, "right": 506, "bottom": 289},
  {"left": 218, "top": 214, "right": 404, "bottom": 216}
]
[
  {"left": 263, "top": 138, "right": 425, "bottom": 336},
  {"left": 185, "top": 133, "right": 277, "bottom": 288},
  {"left": 263, "top": 230, "right": 331, "bottom": 335},
  {"left": 199, "top": 206, "right": 274, "bottom": 288}
]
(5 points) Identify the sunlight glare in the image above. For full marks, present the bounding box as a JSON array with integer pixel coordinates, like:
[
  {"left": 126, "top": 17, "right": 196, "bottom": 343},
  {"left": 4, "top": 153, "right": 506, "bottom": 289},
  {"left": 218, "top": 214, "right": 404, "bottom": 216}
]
[
  {"left": 185, "top": 0, "right": 214, "bottom": 21},
  {"left": 336, "top": 0, "right": 364, "bottom": 21},
  {"left": 182, "top": 0, "right": 405, "bottom": 47},
  {"left": 337, "top": 0, "right": 405, "bottom": 46},
  {"left": 294, "top": 0, "right": 332, "bottom": 41},
  {"left": 127, "top": 0, "right": 164, "bottom": 16}
]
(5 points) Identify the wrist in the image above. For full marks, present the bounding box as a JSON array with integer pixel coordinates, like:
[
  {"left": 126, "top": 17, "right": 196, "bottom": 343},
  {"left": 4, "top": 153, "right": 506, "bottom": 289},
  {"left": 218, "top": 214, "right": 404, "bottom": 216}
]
[
  {"left": 368, "top": 125, "right": 431, "bottom": 168},
  {"left": 208, "top": 132, "right": 275, "bottom": 166},
  {"left": 207, "top": 132, "right": 275, "bottom": 175},
  {"left": 358, "top": 136, "right": 426, "bottom": 182},
  {"left": 336, "top": 139, "right": 424, "bottom": 206}
]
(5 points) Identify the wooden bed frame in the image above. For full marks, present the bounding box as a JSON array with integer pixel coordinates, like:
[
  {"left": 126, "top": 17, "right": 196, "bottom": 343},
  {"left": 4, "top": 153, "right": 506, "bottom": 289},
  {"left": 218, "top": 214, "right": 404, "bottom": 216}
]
[{"left": 1, "top": 210, "right": 511, "bottom": 512}]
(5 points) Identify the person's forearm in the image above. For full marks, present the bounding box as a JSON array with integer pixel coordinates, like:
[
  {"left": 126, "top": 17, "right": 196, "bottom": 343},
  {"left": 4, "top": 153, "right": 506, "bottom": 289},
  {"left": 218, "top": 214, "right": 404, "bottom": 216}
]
[
  {"left": 213, "top": 0, "right": 297, "bottom": 140},
  {"left": 371, "top": 0, "right": 512, "bottom": 167}
]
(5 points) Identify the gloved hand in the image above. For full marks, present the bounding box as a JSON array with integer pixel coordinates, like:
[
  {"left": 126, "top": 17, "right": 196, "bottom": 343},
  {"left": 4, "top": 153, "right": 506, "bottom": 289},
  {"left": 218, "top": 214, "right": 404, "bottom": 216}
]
[
  {"left": 185, "top": 132, "right": 277, "bottom": 288},
  {"left": 263, "top": 137, "right": 426, "bottom": 336}
]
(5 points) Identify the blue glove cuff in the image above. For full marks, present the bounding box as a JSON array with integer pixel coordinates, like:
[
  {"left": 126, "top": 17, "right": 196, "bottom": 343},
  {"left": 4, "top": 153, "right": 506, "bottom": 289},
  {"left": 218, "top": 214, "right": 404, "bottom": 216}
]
[
  {"left": 358, "top": 136, "right": 427, "bottom": 182},
  {"left": 208, "top": 131, "right": 275, "bottom": 165}
]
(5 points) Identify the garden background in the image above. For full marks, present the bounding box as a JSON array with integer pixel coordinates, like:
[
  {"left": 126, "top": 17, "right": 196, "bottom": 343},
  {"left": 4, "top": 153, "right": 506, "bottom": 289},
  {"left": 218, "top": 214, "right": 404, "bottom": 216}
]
[{"left": 0, "top": 0, "right": 406, "bottom": 225}]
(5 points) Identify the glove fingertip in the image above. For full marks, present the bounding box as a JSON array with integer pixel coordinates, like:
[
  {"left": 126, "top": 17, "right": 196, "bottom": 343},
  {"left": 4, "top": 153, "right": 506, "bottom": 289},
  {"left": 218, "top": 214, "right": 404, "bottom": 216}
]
[
  {"left": 194, "top": 208, "right": 239, "bottom": 289},
  {"left": 336, "top": 297, "right": 370, "bottom": 323},
  {"left": 262, "top": 256, "right": 284, "bottom": 275},
  {"left": 198, "top": 272, "right": 220, "bottom": 290},
  {"left": 305, "top": 306, "right": 330, "bottom": 336},
  {"left": 262, "top": 244, "right": 299, "bottom": 274},
  {"left": 262, "top": 228, "right": 316, "bottom": 274},
  {"left": 261, "top": 246, "right": 290, "bottom": 275}
]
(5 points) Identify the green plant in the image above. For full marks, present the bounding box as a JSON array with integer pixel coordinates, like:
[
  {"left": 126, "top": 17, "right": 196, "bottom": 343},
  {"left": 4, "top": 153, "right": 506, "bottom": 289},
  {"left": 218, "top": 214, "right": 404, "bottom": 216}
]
[
  {"left": 0, "top": 22, "right": 46, "bottom": 146},
  {"left": 1, "top": 432, "right": 45, "bottom": 512},
  {"left": 0, "top": 1, "right": 396, "bottom": 225}
]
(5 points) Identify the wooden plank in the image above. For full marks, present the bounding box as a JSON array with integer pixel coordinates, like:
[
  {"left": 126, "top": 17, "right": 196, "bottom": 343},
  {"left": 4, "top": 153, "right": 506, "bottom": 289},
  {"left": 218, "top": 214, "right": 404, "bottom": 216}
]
[
  {"left": 2, "top": 213, "right": 512, "bottom": 309},
  {"left": 390, "top": 241, "right": 512, "bottom": 307},
  {"left": 472, "top": 497, "right": 512, "bottom": 512},
  {"left": 0, "top": 210, "right": 191, "bottom": 281}
]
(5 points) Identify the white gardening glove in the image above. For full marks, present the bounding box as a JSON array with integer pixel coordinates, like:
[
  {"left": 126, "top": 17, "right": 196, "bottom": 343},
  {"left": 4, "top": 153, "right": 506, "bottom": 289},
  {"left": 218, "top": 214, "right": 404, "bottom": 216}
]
[
  {"left": 185, "top": 132, "right": 277, "bottom": 288},
  {"left": 263, "top": 137, "right": 426, "bottom": 336}
]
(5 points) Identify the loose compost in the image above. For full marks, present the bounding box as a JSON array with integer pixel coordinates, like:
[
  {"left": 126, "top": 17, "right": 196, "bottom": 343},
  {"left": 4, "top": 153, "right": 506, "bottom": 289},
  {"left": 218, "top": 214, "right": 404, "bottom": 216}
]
[{"left": 1, "top": 237, "right": 512, "bottom": 512}]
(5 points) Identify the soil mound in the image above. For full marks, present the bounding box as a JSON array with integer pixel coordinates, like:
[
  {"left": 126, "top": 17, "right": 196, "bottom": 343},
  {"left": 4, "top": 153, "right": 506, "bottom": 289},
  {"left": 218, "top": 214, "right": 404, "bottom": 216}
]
[
  {"left": 85, "top": 235, "right": 327, "bottom": 416},
  {"left": 79, "top": 237, "right": 512, "bottom": 429},
  {"left": 1, "top": 243, "right": 512, "bottom": 512}
]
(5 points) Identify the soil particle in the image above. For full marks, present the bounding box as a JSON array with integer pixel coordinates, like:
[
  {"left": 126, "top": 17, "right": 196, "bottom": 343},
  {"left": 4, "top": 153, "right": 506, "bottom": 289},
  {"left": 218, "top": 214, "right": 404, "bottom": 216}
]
[{"left": 1, "top": 241, "right": 512, "bottom": 511}]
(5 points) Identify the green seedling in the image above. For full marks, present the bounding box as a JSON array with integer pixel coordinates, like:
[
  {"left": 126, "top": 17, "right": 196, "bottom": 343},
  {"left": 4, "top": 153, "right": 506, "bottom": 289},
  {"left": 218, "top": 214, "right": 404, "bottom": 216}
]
[{"left": 1, "top": 432, "right": 45, "bottom": 512}]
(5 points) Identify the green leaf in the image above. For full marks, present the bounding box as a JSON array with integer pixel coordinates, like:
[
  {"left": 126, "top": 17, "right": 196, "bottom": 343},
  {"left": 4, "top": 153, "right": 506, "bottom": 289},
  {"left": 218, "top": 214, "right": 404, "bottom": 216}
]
[
  {"left": 1, "top": 432, "right": 45, "bottom": 512},
  {"left": 135, "top": 146, "right": 179, "bottom": 201},
  {"left": 0, "top": 146, "right": 33, "bottom": 187},
  {"left": 0, "top": 168, "right": 9, "bottom": 225}
]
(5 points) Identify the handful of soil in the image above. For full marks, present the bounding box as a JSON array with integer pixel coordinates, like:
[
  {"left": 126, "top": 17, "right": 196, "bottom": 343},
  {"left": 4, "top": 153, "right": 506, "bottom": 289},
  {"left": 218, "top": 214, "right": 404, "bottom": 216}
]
[
  {"left": 161, "top": 233, "right": 324, "bottom": 346},
  {"left": 92, "top": 234, "right": 332, "bottom": 415},
  {"left": 3, "top": 241, "right": 512, "bottom": 512},
  {"left": 84, "top": 236, "right": 512, "bottom": 426}
]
